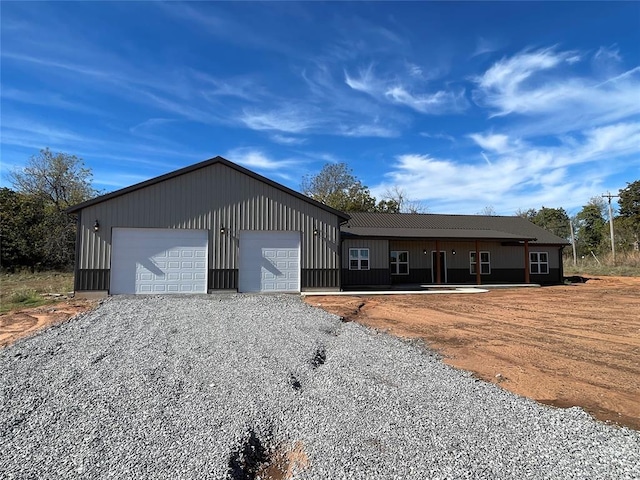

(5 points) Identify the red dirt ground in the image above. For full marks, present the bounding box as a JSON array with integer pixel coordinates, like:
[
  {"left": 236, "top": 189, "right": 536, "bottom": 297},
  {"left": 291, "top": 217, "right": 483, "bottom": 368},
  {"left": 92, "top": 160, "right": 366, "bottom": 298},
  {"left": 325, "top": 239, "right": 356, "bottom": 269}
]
[
  {"left": 306, "top": 276, "right": 640, "bottom": 430},
  {"left": 0, "top": 299, "right": 97, "bottom": 348}
]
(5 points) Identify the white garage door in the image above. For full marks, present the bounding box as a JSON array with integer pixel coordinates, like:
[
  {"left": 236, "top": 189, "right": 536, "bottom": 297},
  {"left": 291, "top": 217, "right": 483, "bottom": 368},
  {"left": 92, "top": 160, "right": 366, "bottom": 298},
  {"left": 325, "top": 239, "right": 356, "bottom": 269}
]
[
  {"left": 111, "top": 228, "right": 208, "bottom": 294},
  {"left": 238, "top": 231, "right": 300, "bottom": 293}
]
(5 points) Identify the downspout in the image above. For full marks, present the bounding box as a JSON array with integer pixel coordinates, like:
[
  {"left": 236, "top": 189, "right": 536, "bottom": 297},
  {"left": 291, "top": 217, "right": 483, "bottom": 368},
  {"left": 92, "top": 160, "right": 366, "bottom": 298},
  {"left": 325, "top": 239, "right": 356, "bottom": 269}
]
[
  {"left": 338, "top": 218, "right": 349, "bottom": 291},
  {"left": 559, "top": 245, "right": 565, "bottom": 284},
  {"left": 73, "top": 210, "right": 81, "bottom": 293},
  {"left": 524, "top": 240, "right": 530, "bottom": 284}
]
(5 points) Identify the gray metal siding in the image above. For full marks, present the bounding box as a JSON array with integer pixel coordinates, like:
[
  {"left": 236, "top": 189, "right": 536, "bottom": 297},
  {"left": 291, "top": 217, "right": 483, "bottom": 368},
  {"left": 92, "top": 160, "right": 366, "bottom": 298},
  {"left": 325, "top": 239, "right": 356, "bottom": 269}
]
[
  {"left": 77, "top": 163, "right": 341, "bottom": 273},
  {"left": 341, "top": 239, "right": 389, "bottom": 269}
]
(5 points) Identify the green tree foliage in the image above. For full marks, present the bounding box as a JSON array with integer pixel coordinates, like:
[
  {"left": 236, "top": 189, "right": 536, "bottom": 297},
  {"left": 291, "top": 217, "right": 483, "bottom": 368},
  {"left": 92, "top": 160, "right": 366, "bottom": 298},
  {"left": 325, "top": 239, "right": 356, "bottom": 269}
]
[
  {"left": 5, "top": 149, "right": 97, "bottom": 270},
  {"left": 617, "top": 180, "right": 640, "bottom": 245},
  {"left": 612, "top": 215, "right": 638, "bottom": 252},
  {"left": 301, "top": 163, "right": 398, "bottom": 213},
  {"left": 9, "top": 148, "right": 95, "bottom": 210},
  {"left": 519, "top": 207, "right": 570, "bottom": 239},
  {"left": 0, "top": 188, "right": 47, "bottom": 269},
  {"left": 575, "top": 201, "right": 606, "bottom": 255},
  {"left": 515, "top": 208, "right": 537, "bottom": 221},
  {"left": 375, "top": 199, "right": 401, "bottom": 213}
]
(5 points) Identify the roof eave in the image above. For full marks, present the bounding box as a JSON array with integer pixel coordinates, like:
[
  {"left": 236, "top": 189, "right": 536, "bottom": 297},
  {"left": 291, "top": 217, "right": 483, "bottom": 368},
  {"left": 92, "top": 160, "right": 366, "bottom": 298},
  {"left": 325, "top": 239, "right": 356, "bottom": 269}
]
[{"left": 341, "top": 232, "right": 538, "bottom": 242}]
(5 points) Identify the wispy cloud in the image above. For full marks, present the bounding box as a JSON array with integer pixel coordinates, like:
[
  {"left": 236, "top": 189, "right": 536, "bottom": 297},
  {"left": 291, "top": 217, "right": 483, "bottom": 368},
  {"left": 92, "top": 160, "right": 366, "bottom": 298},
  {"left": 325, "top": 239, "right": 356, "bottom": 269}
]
[
  {"left": 472, "top": 47, "right": 576, "bottom": 115},
  {"left": 375, "top": 122, "right": 640, "bottom": 214},
  {"left": 468, "top": 133, "right": 514, "bottom": 153},
  {"left": 0, "top": 86, "right": 103, "bottom": 115},
  {"left": 472, "top": 47, "right": 640, "bottom": 136},
  {"left": 240, "top": 108, "right": 313, "bottom": 133},
  {"left": 385, "top": 86, "right": 468, "bottom": 114},
  {"left": 237, "top": 61, "right": 405, "bottom": 138},
  {"left": 225, "top": 148, "right": 305, "bottom": 182},
  {"left": 1, "top": 117, "right": 86, "bottom": 149},
  {"left": 155, "top": 2, "right": 295, "bottom": 56},
  {"left": 339, "top": 124, "right": 398, "bottom": 138},
  {"left": 471, "top": 37, "right": 501, "bottom": 57},
  {"left": 189, "top": 70, "right": 263, "bottom": 101},
  {"left": 270, "top": 134, "right": 307, "bottom": 145},
  {"left": 420, "top": 132, "right": 456, "bottom": 143},
  {"left": 345, "top": 65, "right": 468, "bottom": 114},
  {"left": 344, "top": 64, "right": 379, "bottom": 95}
]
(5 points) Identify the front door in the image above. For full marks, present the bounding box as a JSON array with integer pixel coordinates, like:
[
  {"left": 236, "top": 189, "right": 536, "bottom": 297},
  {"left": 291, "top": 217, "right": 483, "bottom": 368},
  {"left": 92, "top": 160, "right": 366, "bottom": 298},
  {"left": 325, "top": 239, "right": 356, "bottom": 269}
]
[{"left": 431, "top": 251, "right": 447, "bottom": 283}]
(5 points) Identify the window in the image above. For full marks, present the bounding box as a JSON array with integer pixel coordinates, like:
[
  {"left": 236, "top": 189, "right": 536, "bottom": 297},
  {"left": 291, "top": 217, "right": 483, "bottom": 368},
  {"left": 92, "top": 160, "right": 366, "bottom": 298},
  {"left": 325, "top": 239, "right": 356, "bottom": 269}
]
[
  {"left": 349, "top": 248, "right": 369, "bottom": 270},
  {"left": 530, "top": 252, "right": 549, "bottom": 274},
  {"left": 470, "top": 251, "right": 491, "bottom": 275},
  {"left": 390, "top": 251, "right": 409, "bottom": 275}
]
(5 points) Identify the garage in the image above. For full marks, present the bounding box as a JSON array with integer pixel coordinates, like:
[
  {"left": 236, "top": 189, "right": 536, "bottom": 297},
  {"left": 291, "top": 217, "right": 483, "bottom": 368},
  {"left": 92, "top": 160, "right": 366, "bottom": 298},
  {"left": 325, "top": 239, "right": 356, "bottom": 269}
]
[
  {"left": 110, "top": 228, "right": 208, "bottom": 294},
  {"left": 68, "top": 157, "right": 346, "bottom": 295},
  {"left": 238, "top": 231, "right": 300, "bottom": 293}
]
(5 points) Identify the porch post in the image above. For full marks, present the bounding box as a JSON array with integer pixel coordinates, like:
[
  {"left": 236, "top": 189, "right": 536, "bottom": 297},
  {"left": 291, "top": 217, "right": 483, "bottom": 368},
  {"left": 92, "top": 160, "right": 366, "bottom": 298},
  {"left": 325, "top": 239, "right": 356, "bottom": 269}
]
[
  {"left": 435, "top": 240, "right": 441, "bottom": 284},
  {"left": 524, "top": 240, "right": 530, "bottom": 284},
  {"left": 475, "top": 240, "right": 481, "bottom": 285}
]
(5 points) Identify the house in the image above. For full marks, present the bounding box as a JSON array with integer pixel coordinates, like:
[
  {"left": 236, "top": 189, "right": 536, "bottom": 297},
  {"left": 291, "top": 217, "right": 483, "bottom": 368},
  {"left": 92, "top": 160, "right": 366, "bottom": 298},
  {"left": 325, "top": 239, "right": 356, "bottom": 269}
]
[
  {"left": 67, "top": 156, "right": 569, "bottom": 296},
  {"left": 341, "top": 212, "right": 568, "bottom": 287}
]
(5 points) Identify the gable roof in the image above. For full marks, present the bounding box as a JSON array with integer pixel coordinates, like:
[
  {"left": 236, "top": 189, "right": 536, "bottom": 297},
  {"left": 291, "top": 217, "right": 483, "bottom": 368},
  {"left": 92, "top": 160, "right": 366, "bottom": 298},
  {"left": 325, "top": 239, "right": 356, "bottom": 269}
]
[
  {"left": 66, "top": 156, "right": 350, "bottom": 221},
  {"left": 342, "top": 212, "right": 570, "bottom": 245}
]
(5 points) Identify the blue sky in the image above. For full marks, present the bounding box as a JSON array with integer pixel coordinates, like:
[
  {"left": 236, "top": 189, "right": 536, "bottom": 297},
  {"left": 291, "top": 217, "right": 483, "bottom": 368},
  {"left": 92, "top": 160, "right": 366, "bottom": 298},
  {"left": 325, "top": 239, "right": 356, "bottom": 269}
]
[{"left": 1, "top": 1, "right": 639, "bottom": 215}]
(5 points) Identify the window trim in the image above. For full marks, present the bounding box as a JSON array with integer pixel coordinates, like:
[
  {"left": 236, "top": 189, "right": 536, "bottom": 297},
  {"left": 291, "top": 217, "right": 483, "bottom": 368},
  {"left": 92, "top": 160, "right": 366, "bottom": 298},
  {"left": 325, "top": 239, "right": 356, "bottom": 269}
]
[
  {"left": 349, "top": 248, "right": 370, "bottom": 271},
  {"left": 469, "top": 251, "right": 491, "bottom": 275},
  {"left": 529, "top": 251, "right": 549, "bottom": 275},
  {"left": 390, "top": 250, "right": 409, "bottom": 275}
]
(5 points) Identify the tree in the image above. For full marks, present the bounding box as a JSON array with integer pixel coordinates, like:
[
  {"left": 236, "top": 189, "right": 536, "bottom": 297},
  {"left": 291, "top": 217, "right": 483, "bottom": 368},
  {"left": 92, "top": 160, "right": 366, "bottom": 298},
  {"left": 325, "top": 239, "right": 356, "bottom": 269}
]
[
  {"left": 8, "top": 148, "right": 97, "bottom": 269},
  {"left": 515, "top": 208, "right": 537, "bottom": 221},
  {"left": 382, "top": 186, "right": 428, "bottom": 213},
  {"left": 9, "top": 148, "right": 95, "bottom": 211},
  {"left": 613, "top": 215, "right": 638, "bottom": 252},
  {"left": 301, "top": 163, "right": 379, "bottom": 212},
  {"left": 0, "top": 188, "right": 47, "bottom": 270},
  {"left": 575, "top": 202, "right": 606, "bottom": 255},
  {"left": 531, "top": 207, "right": 570, "bottom": 240},
  {"left": 375, "top": 198, "right": 400, "bottom": 213},
  {"left": 618, "top": 180, "right": 640, "bottom": 245},
  {"left": 477, "top": 205, "right": 496, "bottom": 216}
]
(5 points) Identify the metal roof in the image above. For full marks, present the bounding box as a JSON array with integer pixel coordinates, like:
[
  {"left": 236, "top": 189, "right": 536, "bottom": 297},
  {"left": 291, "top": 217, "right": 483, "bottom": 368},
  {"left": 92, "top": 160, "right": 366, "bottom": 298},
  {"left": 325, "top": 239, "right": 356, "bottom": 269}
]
[
  {"left": 66, "top": 156, "right": 350, "bottom": 222},
  {"left": 341, "top": 212, "right": 570, "bottom": 245}
]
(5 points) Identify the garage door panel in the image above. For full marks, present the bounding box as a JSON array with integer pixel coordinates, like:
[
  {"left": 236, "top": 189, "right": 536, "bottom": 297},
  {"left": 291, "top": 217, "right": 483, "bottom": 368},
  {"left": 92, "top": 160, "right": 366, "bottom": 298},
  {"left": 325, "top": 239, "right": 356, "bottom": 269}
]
[
  {"left": 111, "top": 228, "right": 208, "bottom": 294},
  {"left": 238, "top": 231, "right": 300, "bottom": 293}
]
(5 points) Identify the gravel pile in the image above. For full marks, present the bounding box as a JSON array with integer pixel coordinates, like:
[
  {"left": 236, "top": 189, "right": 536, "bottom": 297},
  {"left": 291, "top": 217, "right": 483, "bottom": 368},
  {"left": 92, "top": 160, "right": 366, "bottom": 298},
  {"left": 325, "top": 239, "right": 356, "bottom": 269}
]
[{"left": 1, "top": 295, "right": 639, "bottom": 479}]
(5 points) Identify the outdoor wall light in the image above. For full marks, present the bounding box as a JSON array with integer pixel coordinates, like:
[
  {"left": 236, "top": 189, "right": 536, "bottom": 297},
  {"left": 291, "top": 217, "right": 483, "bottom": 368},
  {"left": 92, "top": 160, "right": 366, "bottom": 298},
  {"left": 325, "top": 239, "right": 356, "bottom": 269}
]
[
  {"left": 313, "top": 228, "right": 319, "bottom": 236},
  {"left": 423, "top": 249, "right": 428, "bottom": 255},
  {"left": 452, "top": 249, "right": 457, "bottom": 255},
  {"left": 93, "top": 220, "right": 100, "bottom": 232},
  {"left": 220, "top": 226, "right": 226, "bottom": 235}
]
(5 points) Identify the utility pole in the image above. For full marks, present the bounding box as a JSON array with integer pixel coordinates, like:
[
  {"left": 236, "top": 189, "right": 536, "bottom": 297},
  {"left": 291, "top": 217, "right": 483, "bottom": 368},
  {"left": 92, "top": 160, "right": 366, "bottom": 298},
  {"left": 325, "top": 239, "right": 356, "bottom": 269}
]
[{"left": 602, "top": 191, "right": 619, "bottom": 265}]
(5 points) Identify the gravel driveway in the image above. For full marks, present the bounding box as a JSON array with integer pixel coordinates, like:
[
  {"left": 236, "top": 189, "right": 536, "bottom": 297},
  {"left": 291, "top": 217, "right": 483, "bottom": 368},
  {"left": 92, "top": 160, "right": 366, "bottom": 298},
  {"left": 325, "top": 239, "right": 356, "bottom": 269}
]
[{"left": 1, "top": 295, "right": 638, "bottom": 479}]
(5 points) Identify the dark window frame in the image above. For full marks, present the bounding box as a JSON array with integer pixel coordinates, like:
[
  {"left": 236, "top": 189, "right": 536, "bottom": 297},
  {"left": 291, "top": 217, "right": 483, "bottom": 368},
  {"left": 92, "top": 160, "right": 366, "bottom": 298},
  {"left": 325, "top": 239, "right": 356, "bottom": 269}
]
[
  {"left": 390, "top": 250, "right": 409, "bottom": 275},
  {"left": 349, "top": 248, "right": 370, "bottom": 271},
  {"left": 530, "top": 251, "right": 549, "bottom": 274}
]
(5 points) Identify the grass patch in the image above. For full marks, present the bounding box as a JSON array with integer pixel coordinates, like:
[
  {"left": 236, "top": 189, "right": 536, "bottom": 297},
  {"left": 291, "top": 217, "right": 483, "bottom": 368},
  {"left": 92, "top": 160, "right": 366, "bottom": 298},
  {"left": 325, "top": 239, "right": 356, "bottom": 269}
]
[
  {"left": 564, "top": 251, "right": 640, "bottom": 277},
  {"left": 0, "top": 271, "right": 74, "bottom": 313}
]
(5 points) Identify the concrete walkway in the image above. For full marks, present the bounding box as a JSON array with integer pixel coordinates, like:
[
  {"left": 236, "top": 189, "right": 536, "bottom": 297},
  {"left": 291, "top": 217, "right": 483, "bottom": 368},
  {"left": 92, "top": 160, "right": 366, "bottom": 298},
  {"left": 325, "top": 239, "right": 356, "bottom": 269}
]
[{"left": 302, "top": 283, "right": 540, "bottom": 296}]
